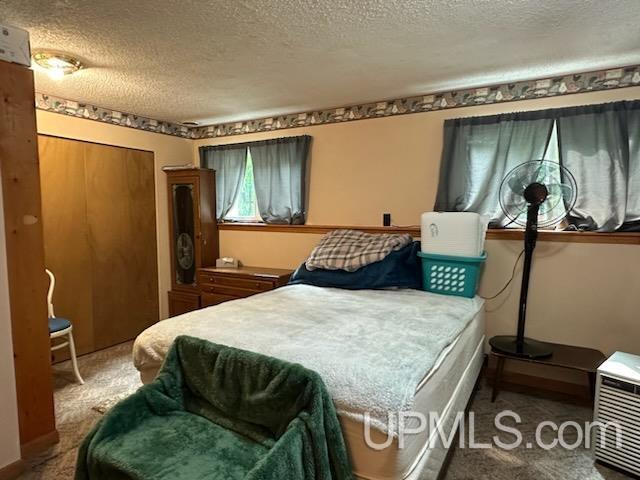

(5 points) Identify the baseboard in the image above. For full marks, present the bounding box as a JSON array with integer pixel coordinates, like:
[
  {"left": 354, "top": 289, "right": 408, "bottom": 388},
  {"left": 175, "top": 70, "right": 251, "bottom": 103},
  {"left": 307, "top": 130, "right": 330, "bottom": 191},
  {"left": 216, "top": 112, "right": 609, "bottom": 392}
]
[
  {"left": 20, "top": 429, "right": 59, "bottom": 459},
  {"left": 0, "top": 459, "right": 27, "bottom": 480},
  {"left": 483, "top": 367, "right": 592, "bottom": 404}
]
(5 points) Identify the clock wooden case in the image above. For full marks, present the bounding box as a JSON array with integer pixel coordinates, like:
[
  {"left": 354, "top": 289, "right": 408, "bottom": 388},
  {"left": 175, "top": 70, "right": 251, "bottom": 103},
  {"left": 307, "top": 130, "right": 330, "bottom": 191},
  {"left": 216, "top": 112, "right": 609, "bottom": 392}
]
[{"left": 166, "top": 168, "right": 218, "bottom": 316}]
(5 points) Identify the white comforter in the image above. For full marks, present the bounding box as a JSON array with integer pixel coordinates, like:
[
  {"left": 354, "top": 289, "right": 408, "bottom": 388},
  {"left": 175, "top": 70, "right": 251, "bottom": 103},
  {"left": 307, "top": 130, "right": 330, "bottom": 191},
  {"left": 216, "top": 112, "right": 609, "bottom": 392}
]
[{"left": 133, "top": 284, "right": 483, "bottom": 434}]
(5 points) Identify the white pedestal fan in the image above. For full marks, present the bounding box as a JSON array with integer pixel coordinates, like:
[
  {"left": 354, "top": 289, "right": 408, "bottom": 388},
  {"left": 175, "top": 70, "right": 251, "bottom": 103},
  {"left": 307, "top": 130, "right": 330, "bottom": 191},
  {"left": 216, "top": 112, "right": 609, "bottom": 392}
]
[{"left": 489, "top": 160, "right": 577, "bottom": 359}]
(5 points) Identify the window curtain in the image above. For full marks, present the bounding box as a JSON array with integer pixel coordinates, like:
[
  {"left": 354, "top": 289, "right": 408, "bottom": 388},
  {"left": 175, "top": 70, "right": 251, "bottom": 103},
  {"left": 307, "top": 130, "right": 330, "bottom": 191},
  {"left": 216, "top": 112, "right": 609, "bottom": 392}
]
[
  {"left": 626, "top": 104, "right": 640, "bottom": 230},
  {"left": 434, "top": 112, "right": 554, "bottom": 226},
  {"left": 249, "top": 135, "right": 311, "bottom": 225},
  {"left": 557, "top": 101, "right": 640, "bottom": 231},
  {"left": 199, "top": 144, "right": 248, "bottom": 221}
]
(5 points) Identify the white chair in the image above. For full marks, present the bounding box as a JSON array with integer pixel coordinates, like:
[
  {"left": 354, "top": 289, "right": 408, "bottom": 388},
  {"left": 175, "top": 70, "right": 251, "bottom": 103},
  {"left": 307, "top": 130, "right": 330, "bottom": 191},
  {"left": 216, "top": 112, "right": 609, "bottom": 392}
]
[{"left": 46, "top": 269, "right": 84, "bottom": 384}]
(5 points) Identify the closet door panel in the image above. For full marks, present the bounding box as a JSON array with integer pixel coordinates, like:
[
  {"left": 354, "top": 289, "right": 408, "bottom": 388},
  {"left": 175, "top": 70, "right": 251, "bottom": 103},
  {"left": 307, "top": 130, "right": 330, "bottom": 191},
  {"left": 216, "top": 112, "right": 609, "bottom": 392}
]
[
  {"left": 84, "top": 144, "right": 159, "bottom": 350},
  {"left": 38, "top": 136, "right": 95, "bottom": 360}
]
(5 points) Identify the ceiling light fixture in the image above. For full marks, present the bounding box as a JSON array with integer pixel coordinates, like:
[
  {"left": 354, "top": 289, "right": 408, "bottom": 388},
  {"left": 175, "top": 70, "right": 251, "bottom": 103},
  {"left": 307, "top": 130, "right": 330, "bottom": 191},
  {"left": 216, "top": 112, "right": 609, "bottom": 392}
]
[{"left": 32, "top": 51, "right": 83, "bottom": 79}]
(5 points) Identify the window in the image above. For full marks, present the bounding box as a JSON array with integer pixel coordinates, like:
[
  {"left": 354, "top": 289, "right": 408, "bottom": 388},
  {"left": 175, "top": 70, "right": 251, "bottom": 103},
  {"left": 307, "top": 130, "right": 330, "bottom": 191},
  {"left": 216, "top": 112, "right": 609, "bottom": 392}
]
[
  {"left": 498, "top": 122, "right": 568, "bottom": 230},
  {"left": 434, "top": 101, "right": 640, "bottom": 232},
  {"left": 531, "top": 122, "right": 567, "bottom": 230},
  {"left": 435, "top": 112, "right": 554, "bottom": 228},
  {"left": 224, "top": 151, "right": 262, "bottom": 222},
  {"left": 199, "top": 135, "right": 311, "bottom": 225}
]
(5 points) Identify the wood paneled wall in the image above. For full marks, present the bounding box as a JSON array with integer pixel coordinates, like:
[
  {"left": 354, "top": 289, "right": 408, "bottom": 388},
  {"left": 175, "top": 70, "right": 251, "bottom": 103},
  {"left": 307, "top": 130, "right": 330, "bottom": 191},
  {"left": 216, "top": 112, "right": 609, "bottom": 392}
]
[
  {"left": 0, "top": 62, "right": 56, "bottom": 448},
  {"left": 39, "top": 136, "right": 159, "bottom": 359}
]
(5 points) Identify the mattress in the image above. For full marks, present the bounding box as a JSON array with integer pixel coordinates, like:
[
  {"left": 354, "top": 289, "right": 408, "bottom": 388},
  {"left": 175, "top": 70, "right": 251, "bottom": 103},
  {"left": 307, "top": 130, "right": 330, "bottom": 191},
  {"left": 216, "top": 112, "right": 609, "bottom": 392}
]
[
  {"left": 137, "top": 308, "right": 484, "bottom": 480},
  {"left": 134, "top": 285, "right": 485, "bottom": 479},
  {"left": 344, "top": 309, "right": 485, "bottom": 480}
]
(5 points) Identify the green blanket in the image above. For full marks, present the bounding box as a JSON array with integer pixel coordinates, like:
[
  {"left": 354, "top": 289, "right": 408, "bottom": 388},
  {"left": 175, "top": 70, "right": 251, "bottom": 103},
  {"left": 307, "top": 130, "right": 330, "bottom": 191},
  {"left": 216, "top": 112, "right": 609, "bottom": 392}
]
[{"left": 76, "top": 335, "right": 353, "bottom": 480}]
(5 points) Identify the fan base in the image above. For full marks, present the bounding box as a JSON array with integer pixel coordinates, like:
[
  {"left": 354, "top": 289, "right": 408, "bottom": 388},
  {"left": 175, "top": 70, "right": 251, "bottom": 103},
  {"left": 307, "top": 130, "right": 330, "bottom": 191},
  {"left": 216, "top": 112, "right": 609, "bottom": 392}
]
[{"left": 489, "top": 335, "right": 553, "bottom": 359}]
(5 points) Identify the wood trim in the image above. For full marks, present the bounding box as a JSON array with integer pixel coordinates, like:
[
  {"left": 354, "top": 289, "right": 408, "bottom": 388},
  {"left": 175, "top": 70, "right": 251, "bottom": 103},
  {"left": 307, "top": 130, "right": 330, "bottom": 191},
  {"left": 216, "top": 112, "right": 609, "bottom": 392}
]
[
  {"left": 218, "top": 222, "right": 640, "bottom": 245},
  {"left": 19, "top": 429, "right": 59, "bottom": 459},
  {"left": 486, "top": 229, "right": 640, "bottom": 245},
  {"left": 1, "top": 61, "right": 57, "bottom": 445},
  {"left": 218, "top": 222, "right": 421, "bottom": 235},
  {"left": 0, "top": 459, "right": 27, "bottom": 480}
]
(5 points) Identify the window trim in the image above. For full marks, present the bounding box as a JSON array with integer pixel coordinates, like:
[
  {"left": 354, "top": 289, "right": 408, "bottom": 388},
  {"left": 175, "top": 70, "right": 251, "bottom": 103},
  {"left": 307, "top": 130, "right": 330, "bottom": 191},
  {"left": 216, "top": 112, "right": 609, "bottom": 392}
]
[{"left": 216, "top": 222, "right": 640, "bottom": 245}]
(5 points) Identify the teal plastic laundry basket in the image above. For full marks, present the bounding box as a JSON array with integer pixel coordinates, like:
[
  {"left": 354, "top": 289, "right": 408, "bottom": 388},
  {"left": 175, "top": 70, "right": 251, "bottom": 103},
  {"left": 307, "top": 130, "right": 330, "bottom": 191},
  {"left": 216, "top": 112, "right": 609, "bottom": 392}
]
[{"left": 417, "top": 251, "right": 487, "bottom": 298}]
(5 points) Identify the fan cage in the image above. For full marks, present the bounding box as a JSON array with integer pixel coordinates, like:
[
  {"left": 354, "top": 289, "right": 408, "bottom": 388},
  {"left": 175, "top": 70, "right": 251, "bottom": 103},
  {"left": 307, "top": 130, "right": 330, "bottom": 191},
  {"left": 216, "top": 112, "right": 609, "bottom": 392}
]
[{"left": 498, "top": 160, "right": 577, "bottom": 228}]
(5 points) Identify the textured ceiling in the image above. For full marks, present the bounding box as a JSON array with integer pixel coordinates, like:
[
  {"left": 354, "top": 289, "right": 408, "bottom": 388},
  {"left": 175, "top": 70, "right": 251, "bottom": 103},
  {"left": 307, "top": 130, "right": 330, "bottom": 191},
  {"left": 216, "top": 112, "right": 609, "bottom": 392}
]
[{"left": 2, "top": 0, "right": 640, "bottom": 125}]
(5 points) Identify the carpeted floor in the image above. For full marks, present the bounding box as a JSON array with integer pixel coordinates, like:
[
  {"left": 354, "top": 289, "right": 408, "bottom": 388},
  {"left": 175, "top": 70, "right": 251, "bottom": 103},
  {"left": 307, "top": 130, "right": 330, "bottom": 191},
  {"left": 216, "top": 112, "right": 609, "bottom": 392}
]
[
  {"left": 17, "top": 341, "right": 631, "bottom": 480},
  {"left": 444, "top": 388, "right": 629, "bottom": 480},
  {"left": 17, "top": 342, "right": 140, "bottom": 480}
]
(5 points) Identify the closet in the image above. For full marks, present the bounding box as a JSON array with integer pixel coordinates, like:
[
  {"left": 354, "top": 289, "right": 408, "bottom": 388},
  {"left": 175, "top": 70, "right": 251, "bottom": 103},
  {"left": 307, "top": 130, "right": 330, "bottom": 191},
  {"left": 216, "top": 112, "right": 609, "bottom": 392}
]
[{"left": 38, "top": 136, "right": 159, "bottom": 360}]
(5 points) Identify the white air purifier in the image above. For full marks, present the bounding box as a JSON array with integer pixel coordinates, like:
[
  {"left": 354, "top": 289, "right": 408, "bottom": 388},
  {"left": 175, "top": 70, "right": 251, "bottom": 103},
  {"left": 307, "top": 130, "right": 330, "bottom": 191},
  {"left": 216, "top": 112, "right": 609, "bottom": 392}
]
[
  {"left": 593, "top": 351, "right": 640, "bottom": 477},
  {"left": 420, "top": 212, "right": 488, "bottom": 257}
]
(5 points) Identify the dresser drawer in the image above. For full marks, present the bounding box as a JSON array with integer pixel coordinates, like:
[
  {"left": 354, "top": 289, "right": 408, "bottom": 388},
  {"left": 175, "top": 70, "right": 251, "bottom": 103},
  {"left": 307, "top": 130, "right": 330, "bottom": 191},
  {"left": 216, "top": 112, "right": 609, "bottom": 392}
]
[
  {"left": 197, "top": 267, "right": 293, "bottom": 308},
  {"left": 201, "top": 292, "right": 237, "bottom": 307},
  {"left": 198, "top": 272, "right": 275, "bottom": 292},
  {"left": 201, "top": 283, "right": 261, "bottom": 298},
  {"left": 198, "top": 271, "right": 218, "bottom": 285}
]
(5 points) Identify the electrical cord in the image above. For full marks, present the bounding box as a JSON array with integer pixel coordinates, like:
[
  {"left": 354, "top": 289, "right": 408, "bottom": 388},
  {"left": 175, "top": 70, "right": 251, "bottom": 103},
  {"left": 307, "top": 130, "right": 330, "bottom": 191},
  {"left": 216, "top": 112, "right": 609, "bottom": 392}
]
[{"left": 480, "top": 249, "right": 524, "bottom": 300}]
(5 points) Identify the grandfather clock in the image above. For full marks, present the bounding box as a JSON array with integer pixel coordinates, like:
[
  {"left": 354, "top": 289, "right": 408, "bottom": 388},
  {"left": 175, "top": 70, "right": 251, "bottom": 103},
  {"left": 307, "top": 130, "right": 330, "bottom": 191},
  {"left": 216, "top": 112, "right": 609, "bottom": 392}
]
[{"left": 166, "top": 168, "right": 218, "bottom": 316}]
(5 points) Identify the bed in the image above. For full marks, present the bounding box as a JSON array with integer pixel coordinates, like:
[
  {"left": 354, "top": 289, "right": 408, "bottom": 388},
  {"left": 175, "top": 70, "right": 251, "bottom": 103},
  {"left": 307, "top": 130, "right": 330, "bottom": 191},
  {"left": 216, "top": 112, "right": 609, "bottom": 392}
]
[{"left": 133, "top": 284, "right": 485, "bottom": 480}]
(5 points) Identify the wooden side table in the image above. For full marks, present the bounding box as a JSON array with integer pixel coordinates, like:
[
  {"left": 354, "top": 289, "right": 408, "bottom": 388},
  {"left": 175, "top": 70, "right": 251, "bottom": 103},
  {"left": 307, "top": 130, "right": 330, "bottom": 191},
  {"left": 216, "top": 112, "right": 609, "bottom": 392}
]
[{"left": 490, "top": 341, "right": 606, "bottom": 402}]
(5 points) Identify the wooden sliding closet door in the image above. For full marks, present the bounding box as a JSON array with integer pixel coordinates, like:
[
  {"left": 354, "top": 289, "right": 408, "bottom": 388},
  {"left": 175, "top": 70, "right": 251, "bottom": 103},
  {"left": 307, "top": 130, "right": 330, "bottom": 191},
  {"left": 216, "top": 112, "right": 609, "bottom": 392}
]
[
  {"left": 38, "top": 137, "right": 94, "bottom": 357},
  {"left": 84, "top": 142, "right": 159, "bottom": 350},
  {"left": 39, "top": 136, "right": 159, "bottom": 359}
]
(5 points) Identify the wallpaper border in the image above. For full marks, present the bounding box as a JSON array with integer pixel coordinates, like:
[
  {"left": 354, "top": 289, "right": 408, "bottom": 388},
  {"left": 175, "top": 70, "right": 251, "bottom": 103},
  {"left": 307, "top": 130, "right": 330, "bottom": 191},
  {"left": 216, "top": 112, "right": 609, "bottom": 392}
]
[
  {"left": 36, "top": 65, "right": 640, "bottom": 139},
  {"left": 35, "top": 93, "right": 192, "bottom": 138}
]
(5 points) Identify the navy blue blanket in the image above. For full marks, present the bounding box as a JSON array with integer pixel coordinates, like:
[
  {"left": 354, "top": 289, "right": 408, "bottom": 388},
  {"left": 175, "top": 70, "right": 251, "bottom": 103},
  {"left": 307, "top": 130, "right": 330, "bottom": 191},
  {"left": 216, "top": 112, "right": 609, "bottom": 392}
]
[{"left": 289, "top": 241, "right": 422, "bottom": 290}]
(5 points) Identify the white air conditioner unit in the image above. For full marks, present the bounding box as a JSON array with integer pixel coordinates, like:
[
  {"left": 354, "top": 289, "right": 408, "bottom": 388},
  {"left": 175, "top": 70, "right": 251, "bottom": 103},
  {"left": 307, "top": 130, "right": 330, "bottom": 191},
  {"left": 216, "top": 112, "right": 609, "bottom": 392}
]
[
  {"left": 593, "top": 351, "right": 640, "bottom": 477},
  {"left": 420, "top": 212, "right": 488, "bottom": 257}
]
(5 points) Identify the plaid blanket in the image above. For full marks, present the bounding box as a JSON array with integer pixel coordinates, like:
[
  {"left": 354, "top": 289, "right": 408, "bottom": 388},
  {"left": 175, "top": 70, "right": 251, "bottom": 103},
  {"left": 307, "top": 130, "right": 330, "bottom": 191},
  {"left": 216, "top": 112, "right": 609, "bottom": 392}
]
[{"left": 305, "top": 229, "right": 413, "bottom": 272}]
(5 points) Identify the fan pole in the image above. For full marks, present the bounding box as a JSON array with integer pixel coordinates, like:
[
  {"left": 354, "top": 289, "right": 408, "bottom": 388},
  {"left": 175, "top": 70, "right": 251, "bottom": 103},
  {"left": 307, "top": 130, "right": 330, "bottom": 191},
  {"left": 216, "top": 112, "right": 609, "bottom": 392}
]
[
  {"left": 490, "top": 181, "right": 553, "bottom": 360},
  {"left": 516, "top": 204, "right": 539, "bottom": 351}
]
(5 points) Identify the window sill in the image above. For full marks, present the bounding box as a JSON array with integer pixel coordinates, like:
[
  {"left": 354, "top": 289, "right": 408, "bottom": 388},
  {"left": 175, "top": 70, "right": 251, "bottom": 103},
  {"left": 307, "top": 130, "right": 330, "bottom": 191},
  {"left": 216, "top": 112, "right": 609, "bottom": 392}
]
[
  {"left": 217, "top": 222, "right": 640, "bottom": 245},
  {"left": 486, "top": 229, "right": 640, "bottom": 245},
  {"left": 220, "top": 220, "right": 265, "bottom": 224}
]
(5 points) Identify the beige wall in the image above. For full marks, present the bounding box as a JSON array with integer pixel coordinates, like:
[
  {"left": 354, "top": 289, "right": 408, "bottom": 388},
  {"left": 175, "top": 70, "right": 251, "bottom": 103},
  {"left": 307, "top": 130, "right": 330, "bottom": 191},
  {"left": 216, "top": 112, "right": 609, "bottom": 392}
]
[
  {"left": 194, "top": 86, "right": 640, "bottom": 384},
  {"left": 35, "top": 111, "right": 194, "bottom": 319},
  {"left": 0, "top": 170, "right": 21, "bottom": 469},
  {"left": 32, "top": 86, "right": 640, "bottom": 386}
]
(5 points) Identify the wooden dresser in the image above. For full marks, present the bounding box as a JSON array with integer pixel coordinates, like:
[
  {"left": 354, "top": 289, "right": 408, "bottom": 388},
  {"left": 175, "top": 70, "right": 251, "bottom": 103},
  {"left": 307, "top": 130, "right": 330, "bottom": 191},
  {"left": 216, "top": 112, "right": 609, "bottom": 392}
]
[{"left": 197, "top": 266, "right": 293, "bottom": 307}]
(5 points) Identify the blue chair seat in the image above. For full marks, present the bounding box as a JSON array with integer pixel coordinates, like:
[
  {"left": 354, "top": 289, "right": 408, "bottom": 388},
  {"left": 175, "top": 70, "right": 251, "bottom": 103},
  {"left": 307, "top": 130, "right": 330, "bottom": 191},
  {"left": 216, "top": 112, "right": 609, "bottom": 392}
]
[{"left": 49, "top": 317, "right": 71, "bottom": 333}]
